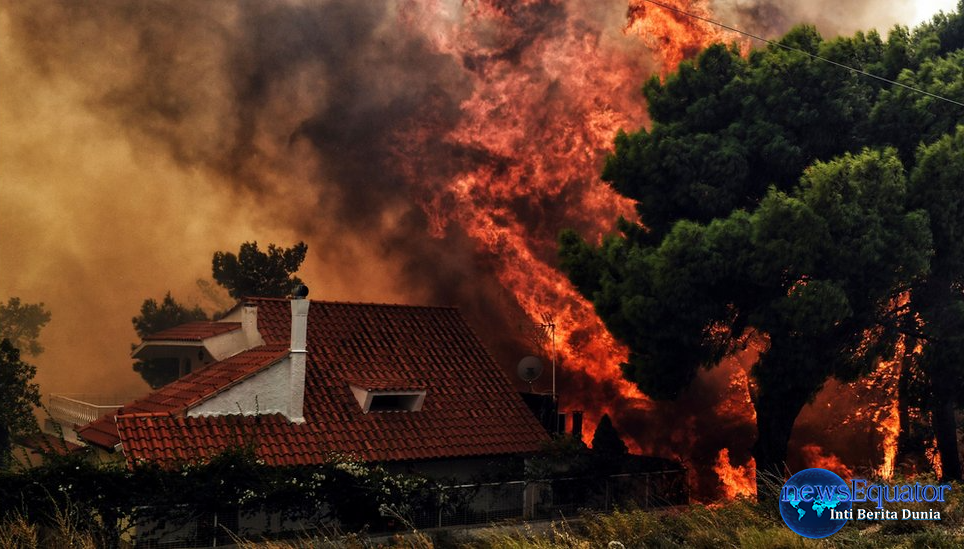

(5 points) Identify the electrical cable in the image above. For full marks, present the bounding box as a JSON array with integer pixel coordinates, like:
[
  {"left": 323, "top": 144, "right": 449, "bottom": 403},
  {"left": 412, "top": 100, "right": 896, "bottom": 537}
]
[{"left": 638, "top": 0, "right": 964, "bottom": 108}]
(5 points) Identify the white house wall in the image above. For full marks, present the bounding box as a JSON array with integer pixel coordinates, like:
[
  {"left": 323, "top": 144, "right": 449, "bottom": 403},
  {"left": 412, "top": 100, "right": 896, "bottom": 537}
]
[{"left": 188, "top": 357, "right": 291, "bottom": 417}]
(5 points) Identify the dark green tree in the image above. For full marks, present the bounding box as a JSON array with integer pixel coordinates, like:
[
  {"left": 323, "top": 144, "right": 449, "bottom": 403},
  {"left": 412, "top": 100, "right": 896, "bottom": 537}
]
[
  {"left": 906, "top": 126, "right": 964, "bottom": 480},
  {"left": 0, "top": 297, "right": 51, "bottom": 357},
  {"left": 591, "top": 414, "right": 628, "bottom": 456},
  {"left": 211, "top": 241, "right": 308, "bottom": 299},
  {"left": 564, "top": 147, "right": 931, "bottom": 495},
  {"left": 132, "top": 293, "right": 208, "bottom": 389},
  {"left": 871, "top": 50, "right": 964, "bottom": 164},
  {"left": 0, "top": 339, "right": 41, "bottom": 468},
  {"left": 561, "top": 11, "right": 964, "bottom": 491}
]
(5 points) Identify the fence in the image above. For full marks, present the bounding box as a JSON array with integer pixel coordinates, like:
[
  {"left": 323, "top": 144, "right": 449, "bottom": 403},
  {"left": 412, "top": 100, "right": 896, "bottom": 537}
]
[
  {"left": 48, "top": 393, "right": 133, "bottom": 427},
  {"left": 409, "top": 470, "right": 688, "bottom": 529},
  {"left": 126, "top": 470, "right": 688, "bottom": 547}
]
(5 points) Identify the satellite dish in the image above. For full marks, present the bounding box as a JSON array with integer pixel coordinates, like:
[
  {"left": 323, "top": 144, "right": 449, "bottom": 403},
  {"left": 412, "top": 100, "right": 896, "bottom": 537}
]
[{"left": 517, "top": 356, "right": 544, "bottom": 384}]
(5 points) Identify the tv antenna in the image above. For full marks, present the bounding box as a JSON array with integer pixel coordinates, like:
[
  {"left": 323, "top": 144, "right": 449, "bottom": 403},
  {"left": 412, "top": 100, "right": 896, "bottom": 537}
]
[{"left": 538, "top": 313, "right": 557, "bottom": 399}]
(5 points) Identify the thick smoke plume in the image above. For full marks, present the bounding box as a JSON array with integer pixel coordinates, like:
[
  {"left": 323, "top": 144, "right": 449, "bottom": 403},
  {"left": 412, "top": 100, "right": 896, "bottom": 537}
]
[
  {"left": 710, "top": 0, "right": 918, "bottom": 38},
  {"left": 0, "top": 0, "right": 917, "bottom": 498}
]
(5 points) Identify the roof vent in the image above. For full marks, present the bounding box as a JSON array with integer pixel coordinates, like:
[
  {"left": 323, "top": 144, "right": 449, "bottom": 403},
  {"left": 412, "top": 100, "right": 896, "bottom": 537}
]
[{"left": 292, "top": 284, "right": 309, "bottom": 298}]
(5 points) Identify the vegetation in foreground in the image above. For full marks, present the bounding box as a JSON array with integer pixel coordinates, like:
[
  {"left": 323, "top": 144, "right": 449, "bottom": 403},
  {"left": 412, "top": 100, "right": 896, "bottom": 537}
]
[
  {"left": 242, "top": 478, "right": 964, "bottom": 549},
  {"left": 4, "top": 478, "right": 959, "bottom": 548}
]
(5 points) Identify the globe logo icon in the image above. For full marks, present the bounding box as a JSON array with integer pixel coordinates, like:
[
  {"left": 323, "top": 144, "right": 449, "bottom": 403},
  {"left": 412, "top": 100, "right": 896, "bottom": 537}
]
[{"left": 779, "top": 468, "right": 851, "bottom": 539}]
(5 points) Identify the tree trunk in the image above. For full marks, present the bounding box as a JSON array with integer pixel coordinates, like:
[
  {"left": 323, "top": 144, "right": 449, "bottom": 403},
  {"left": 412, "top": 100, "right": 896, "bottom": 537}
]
[
  {"left": 753, "top": 389, "right": 811, "bottom": 501},
  {"left": 931, "top": 380, "right": 962, "bottom": 481},
  {"left": 897, "top": 337, "right": 918, "bottom": 464},
  {"left": 0, "top": 423, "right": 10, "bottom": 468}
]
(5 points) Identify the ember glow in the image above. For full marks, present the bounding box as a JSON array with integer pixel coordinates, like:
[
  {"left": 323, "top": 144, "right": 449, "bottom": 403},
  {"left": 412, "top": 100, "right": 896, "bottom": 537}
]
[{"left": 0, "top": 0, "right": 933, "bottom": 500}]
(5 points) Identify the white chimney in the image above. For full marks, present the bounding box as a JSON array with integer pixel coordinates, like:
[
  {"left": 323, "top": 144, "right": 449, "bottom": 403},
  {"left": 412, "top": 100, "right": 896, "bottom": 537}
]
[
  {"left": 287, "top": 286, "right": 310, "bottom": 424},
  {"left": 242, "top": 303, "right": 265, "bottom": 349}
]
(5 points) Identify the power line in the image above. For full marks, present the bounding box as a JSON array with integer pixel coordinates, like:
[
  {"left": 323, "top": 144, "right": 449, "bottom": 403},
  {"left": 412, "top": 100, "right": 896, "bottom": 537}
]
[{"left": 638, "top": 0, "right": 964, "bottom": 108}]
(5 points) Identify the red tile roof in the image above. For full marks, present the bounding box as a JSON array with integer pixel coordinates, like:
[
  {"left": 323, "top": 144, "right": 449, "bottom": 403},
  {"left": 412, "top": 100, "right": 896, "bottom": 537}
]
[
  {"left": 17, "top": 433, "right": 85, "bottom": 455},
  {"left": 142, "top": 321, "right": 241, "bottom": 341},
  {"left": 81, "top": 299, "right": 549, "bottom": 466},
  {"left": 344, "top": 376, "right": 427, "bottom": 391},
  {"left": 78, "top": 345, "right": 288, "bottom": 446}
]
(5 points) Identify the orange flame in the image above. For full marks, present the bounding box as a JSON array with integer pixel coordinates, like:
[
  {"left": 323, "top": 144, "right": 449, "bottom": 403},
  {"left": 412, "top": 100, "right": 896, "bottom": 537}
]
[
  {"left": 799, "top": 444, "right": 854, "bottom": 479},
  {"left": 393, "top": 0, "right": 727, "bottom": 448},
  {"left": 625, "top": 1, "right": 727, "bottom": 71},
  {"left": 866, "top": 337, "right": 907, "bottom": 479},
  {"left": 714, "top": 448, "right": 756, "bottom": 500},
  {"left": 877, "top": 396, "right": 900, "bottom": 479},
  {"left": 925, "top": 443, "right": 943, "bottom": 479}
]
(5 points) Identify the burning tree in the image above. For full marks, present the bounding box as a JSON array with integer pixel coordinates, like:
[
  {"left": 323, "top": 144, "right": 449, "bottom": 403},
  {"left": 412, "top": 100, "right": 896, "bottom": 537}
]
[
  {"left": 906, "top": 128, "right": 964, "bottom": 481},
  {"left": 561, "top": 16, "right": 964, "bottom": 495}
]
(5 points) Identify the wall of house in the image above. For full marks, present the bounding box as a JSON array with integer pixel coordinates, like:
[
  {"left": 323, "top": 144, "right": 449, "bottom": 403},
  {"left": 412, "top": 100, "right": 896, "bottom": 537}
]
[{"left": 188, "top": 357, "right": 292, "bottom": 417}]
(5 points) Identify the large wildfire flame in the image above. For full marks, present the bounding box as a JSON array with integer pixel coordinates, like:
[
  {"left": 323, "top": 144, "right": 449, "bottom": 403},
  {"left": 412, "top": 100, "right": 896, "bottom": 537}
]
[
  {"left": 0, "top": 0, "right": 932, "bottom": 500},
  {"left": 391, "top": 0, "right": 727, "bottom": 452}
]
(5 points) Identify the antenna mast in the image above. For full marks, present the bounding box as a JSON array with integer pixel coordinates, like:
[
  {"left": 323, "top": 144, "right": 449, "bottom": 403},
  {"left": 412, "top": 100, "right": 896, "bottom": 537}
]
[{"left": 539, "top": 313, "right": 556, "bottom": 400}]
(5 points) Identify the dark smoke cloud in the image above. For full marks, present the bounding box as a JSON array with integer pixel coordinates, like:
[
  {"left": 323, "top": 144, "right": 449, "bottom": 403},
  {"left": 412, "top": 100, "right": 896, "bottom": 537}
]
[{"left": 0, "top": 0, "right": 603, "bottom": 391}]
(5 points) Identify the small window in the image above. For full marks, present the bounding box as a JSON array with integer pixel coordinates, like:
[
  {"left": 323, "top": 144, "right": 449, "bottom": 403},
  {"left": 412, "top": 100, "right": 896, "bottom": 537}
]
[
  {"left": 369, "top": 393, "right": 421, "bottom": 412},
  {"left": 348, "top": 383, "right": 426, "bottom": 413}
]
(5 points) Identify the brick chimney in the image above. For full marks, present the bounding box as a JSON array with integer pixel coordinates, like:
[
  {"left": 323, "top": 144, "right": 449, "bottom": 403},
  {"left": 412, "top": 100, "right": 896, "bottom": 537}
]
[{"left": 287, "top": 286, "right": 310, "bottom": 423}]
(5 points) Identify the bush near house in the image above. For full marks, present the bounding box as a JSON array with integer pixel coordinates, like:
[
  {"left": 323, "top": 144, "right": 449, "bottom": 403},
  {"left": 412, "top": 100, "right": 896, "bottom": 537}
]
[{"left": 0, "top": 446, "right": 437, "bottom": 547}]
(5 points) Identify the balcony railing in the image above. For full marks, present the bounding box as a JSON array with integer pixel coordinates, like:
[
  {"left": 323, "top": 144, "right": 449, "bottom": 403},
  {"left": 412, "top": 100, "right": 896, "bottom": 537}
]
[{"left": 48, "top": 393, "right": 134, "bottom": 427}]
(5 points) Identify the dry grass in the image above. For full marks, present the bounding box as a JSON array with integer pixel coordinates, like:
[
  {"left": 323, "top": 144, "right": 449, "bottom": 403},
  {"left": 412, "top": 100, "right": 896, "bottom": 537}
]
[
  {"left": 0, "top": 502, "right": 97, "bottom": 549},
  {"left": 4, "top": 480, "right": 963, "bottom": 548}
]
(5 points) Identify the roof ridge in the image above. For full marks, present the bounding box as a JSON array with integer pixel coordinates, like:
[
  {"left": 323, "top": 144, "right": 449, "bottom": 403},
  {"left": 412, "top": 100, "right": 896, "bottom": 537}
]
[
  {"left": 243, "top": 297, "right": 459, "bottom": 310},
  {"left": 121, "top": 411, "right": 179, "bottom": 419}
]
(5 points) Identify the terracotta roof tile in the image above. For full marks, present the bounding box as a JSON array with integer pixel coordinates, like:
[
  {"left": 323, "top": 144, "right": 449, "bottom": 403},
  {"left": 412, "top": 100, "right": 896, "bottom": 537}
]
[
  {"left": 78, "top": 345, "right": 288, "bottom": 447},
  {"left": 143, "top": 321, "right": 241, "bottom": 341},
  {"left": 86, "top": 299, "right": 549, "bottom": 466}
]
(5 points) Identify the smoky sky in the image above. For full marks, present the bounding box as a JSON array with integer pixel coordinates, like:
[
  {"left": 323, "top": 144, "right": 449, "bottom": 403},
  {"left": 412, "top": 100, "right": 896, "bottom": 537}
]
[
  {"left": 711, "top": 0, "right": 918, "bottom": 38},
  {"left": 0, "top": 0, "right": 920, "bottom": 498}
]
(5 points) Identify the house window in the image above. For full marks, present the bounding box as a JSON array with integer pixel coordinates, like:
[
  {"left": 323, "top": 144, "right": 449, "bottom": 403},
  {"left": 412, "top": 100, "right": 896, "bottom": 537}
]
[
  {"left": 348, "top": 383, "right": 426, "bottom": 413},
  {"left": 369, "top": 393, "right": 422, "bottom": 412}
]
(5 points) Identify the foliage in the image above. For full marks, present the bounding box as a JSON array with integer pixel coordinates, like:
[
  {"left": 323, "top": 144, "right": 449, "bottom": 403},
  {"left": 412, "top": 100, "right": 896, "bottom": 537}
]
[
  {"left": 560, "top": 8, "right": 964, "bottom": 489},
  {"left": 0, "top": 340, "right": 41, "bottom": 469},
  {"left": 0, "top": 448, "right": 438, "bottom": 547},
  {"left": 525, "top": 435, "right": 592, "bottom": 480},
  {"left": 590, "top": 414, "right": 628, "bottom": 456},
  {"left": 905, "top": 126, "right": 964, "bottom": 479},
  {"left": 131, "top": 292, "right": 209, "bottom": 389},
  {"left": 129, "top": 241, "right": 307, "bottom": 388},
  {"left": 0, "top": 298, "right": 51, "bottom": 357},
  {"left": 871, "top": 51, "right": 964, "bottom": 164},
  {"left": 212, "top": 241, "right": 308, "bottom": 300},
  {"left": 132, "top": 291, "right": 208, "bottom": 338},
  {"left": 455, "top": 483, "right": 962, "bottom": 549}
]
